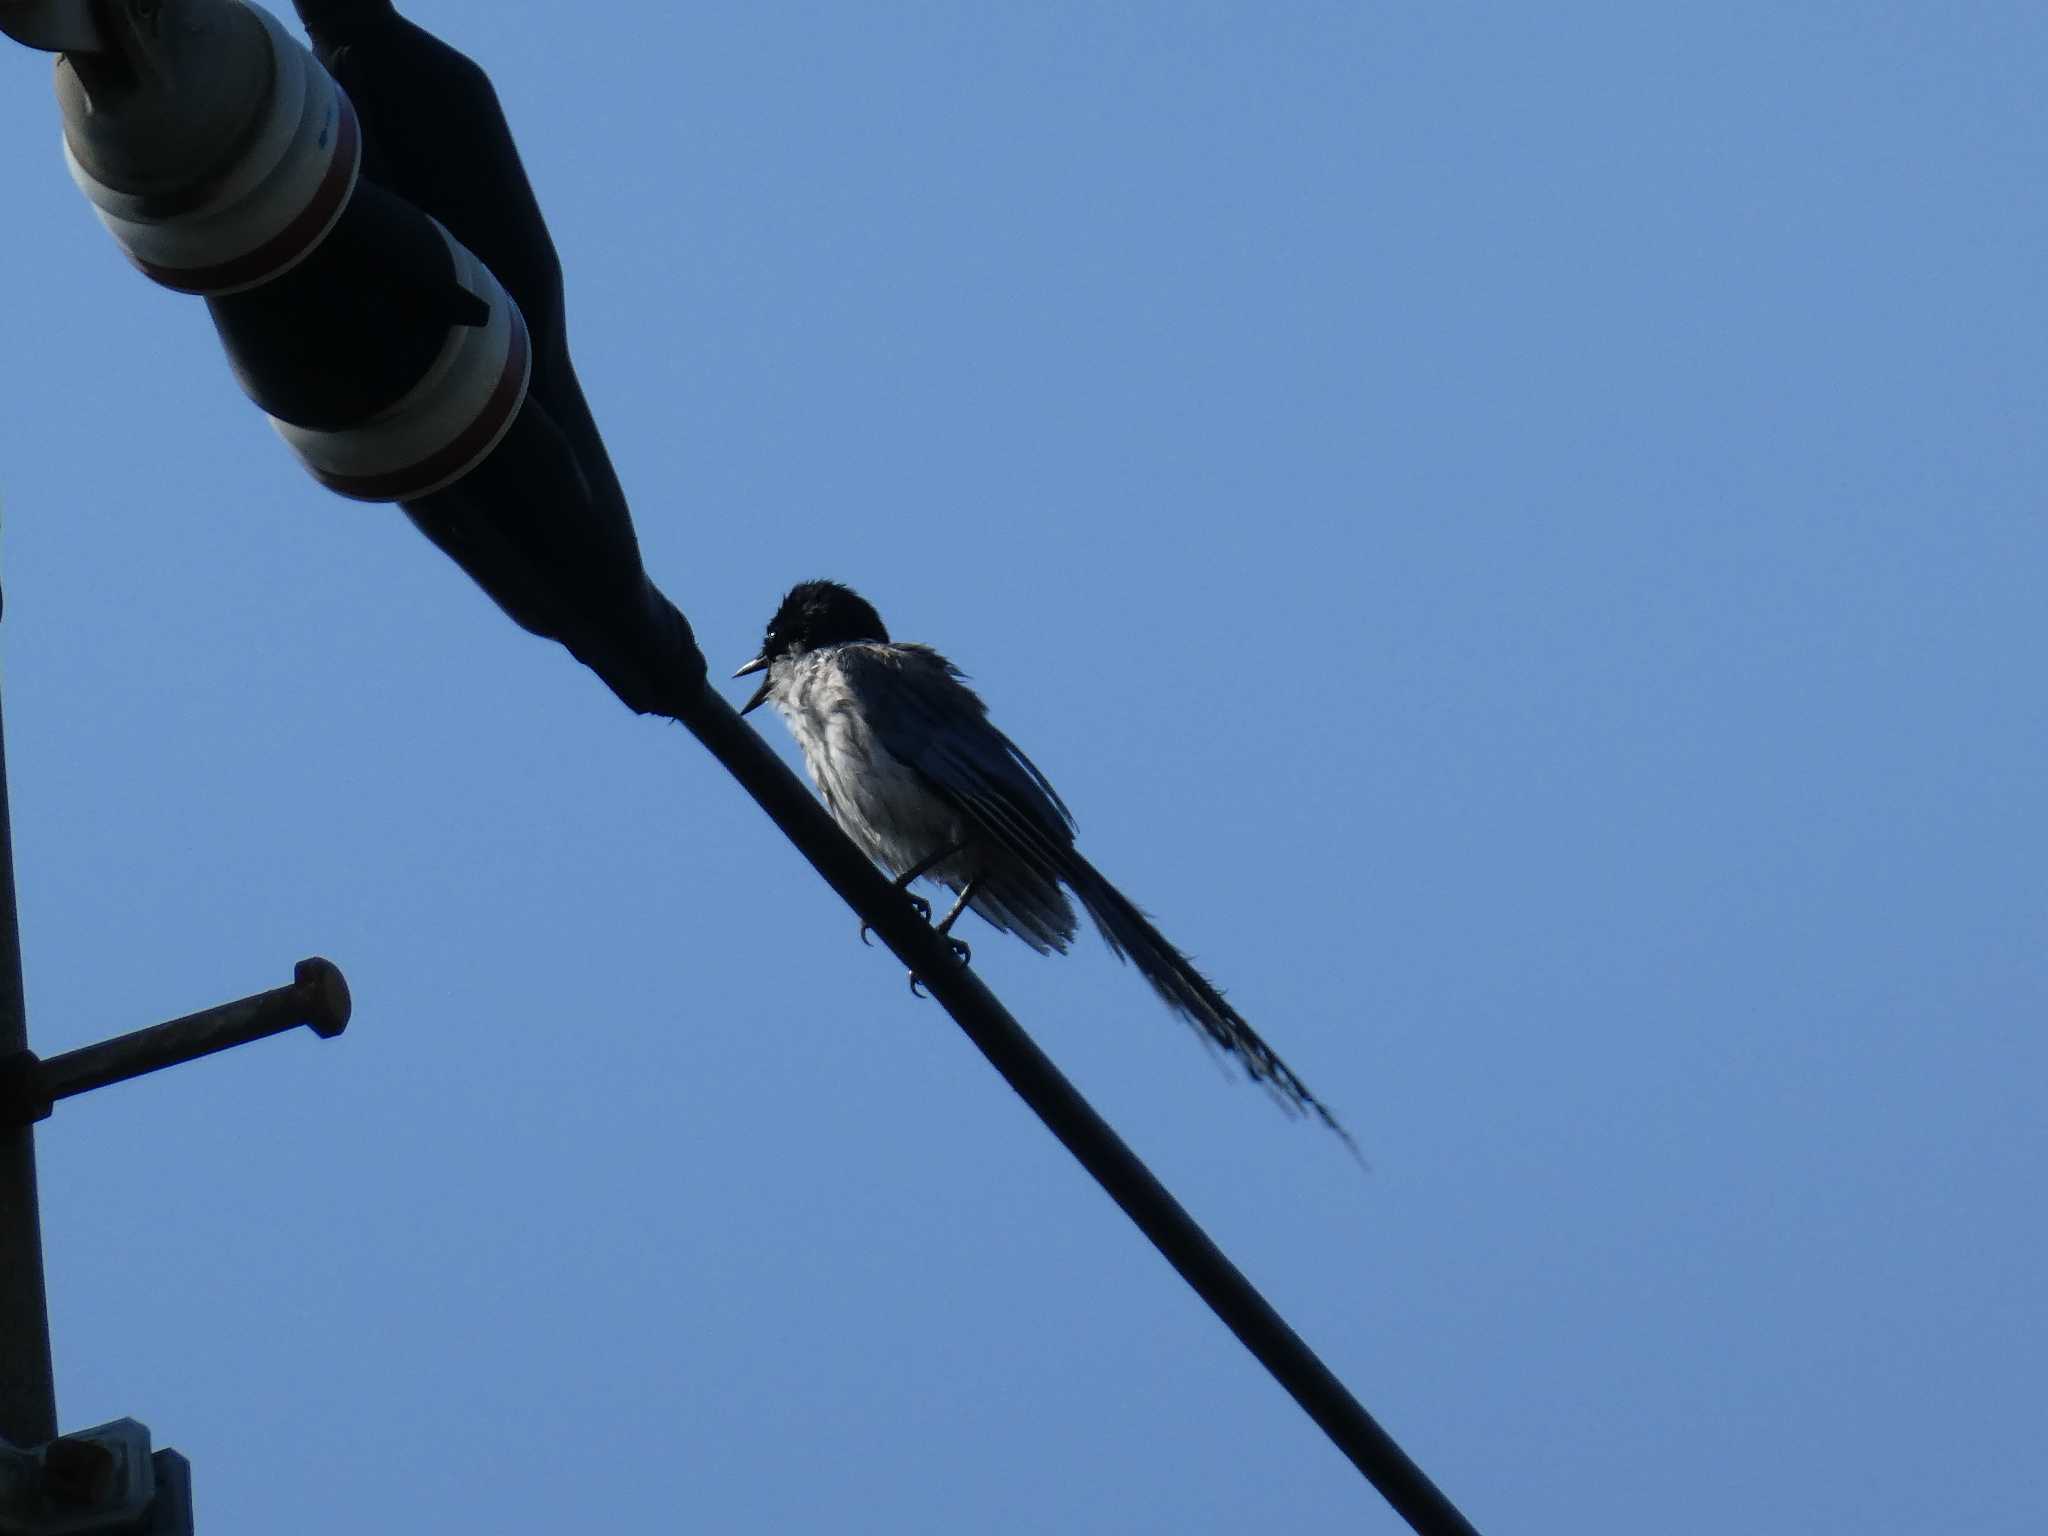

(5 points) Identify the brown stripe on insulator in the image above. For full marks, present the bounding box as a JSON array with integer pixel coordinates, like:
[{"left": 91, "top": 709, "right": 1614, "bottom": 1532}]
[
  {"left": 313, "top": 303, "right": 532, "bottom": 503},
  {"left": 138, "top": 92, "right": 361, "bottom": 296}
]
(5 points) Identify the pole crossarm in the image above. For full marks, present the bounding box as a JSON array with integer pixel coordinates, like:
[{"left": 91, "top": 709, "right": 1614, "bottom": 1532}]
[{"left": 0, "top": 958, "right": 350, "bottom": 1129}]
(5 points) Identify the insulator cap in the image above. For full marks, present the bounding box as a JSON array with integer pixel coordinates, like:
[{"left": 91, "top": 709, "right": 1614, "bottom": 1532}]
[
  {"left": 61, "top": 1, "right": 360, "bottom": 296},
  {"left": 269, "top": 221, "right": 532, "bottom": 502}
]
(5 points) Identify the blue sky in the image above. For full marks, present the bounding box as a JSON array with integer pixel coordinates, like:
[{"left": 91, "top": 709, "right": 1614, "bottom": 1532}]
[{"left": 2, "top": 3, "right": 2044, "bottom": 1532}]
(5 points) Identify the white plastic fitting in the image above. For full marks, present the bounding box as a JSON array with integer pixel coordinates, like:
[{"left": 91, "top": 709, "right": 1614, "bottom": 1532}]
[
  {"left": 62, "top": 1, "right": 360, "bottom": 295},
  {"left": 267, "top": 221, "right": 533, "bottom": 502}
]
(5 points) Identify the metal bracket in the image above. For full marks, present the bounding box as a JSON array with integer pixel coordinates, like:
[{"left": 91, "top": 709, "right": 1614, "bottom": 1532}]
[
  {"left": 0, "top": 1, "right": 108, "bottom": 55},
  {"left": 0, "top": 1419, "right": 191, "bottom": 1536},
  {"left": 0, "top": 959, "right": 349, "bottom": 1128}
]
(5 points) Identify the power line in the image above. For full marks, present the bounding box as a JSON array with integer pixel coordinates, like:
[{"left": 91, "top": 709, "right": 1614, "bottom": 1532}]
[{"left": 677, "top": 689, "right": 1483, "bottom": 1536}]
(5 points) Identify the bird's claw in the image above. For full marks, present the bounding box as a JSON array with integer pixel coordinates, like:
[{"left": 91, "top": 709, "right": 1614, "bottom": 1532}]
[
  {"left": 860, "top": 893, "right": 933, "bottom": 949},
  {"left": 905, "top": 938, "right": 972, "bottom": 997}
]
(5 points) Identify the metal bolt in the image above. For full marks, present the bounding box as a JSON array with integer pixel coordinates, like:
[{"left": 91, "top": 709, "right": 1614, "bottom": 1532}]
[{"left": 294, "top": 957, "right": 352, "bottom": 1039}]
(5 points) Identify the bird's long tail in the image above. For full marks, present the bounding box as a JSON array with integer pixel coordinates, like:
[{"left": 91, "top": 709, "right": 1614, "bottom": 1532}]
[{"left": 1064, "top": 853, "right": 1358, "bottom": 1156}]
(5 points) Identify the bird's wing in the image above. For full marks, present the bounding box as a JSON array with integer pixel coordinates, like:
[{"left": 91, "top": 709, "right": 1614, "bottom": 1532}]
[{"left": 838, "top": 643, "right": 1078, "bottom": 878}]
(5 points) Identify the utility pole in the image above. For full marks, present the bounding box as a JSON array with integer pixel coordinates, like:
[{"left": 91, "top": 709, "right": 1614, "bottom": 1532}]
[
  {"left": 0, "top": 594, "right": 352, "bottom": 1534},
  {"left": 0, "top": 666, "right": 57, "bottom": 1451}
]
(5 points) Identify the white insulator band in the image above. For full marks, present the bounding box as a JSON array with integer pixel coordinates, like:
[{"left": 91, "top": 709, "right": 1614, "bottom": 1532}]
[
  {"left": 64, "top": 2, "right": 360, "bottom": 296},
  {"left": 269, "top": 221, "right": 533, "bottom": 503}
]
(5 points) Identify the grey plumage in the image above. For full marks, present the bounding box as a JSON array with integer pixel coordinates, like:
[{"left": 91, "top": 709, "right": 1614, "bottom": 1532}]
[{"left": 738, "top": 580, "right": 1351, "bottom": 1146}]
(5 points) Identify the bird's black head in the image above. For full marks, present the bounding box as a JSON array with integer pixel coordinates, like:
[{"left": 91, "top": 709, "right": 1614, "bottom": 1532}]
[
  {"left": 760, "top": 580, "right": 890, "bottom": 660},
  {"left": 733, "top": 580, "right": 890, "bottom": 714}
]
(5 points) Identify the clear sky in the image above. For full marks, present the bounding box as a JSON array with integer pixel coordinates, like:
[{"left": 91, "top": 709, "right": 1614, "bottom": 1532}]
[{"left": 2, "top": 4, "right": 2043, "bottom": 1532}]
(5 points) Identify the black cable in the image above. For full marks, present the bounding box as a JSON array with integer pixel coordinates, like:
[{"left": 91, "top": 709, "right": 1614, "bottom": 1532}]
[{"left": 674, "top": 686, "right": 1483, "bottom": 1536}]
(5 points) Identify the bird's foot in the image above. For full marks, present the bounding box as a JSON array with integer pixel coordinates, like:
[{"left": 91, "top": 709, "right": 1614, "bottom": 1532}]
[
  {"left": 907, "top": 937, "right": 973, "bottom": 996},
  {"left": 860, "top": 893, "right": 932, "bottom": 947}
]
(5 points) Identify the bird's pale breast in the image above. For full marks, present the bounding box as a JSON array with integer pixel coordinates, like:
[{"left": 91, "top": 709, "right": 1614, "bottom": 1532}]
[{"left": 774, "top": 650, "right": 968, "bottom": 880}]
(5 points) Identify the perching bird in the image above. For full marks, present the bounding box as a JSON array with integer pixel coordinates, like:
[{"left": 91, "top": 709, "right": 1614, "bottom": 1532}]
[{"left": 734, "top": 579, "right": 1350, "bottom": 1145}]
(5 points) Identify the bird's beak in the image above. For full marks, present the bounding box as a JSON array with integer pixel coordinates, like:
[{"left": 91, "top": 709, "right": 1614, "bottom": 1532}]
[{"left": 733, "top": 655, "right": 773, "bottom": 716}]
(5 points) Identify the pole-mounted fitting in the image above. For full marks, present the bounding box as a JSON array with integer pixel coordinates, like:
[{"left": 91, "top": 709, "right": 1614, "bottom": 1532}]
[
  {"left": 0, "top": 1, "right": 105, "bottom": 53},
  {"left": 0, "top": 1418, "right": 192, "bottom": 1535},
  {"left": 0, "top": 958, "right": 350, "bottom": 1128}
]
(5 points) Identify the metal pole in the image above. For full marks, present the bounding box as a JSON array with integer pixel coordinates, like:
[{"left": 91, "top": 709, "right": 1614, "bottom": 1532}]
[{"left": 0, "top": 661, "right": 59, "bottom": 1447}]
